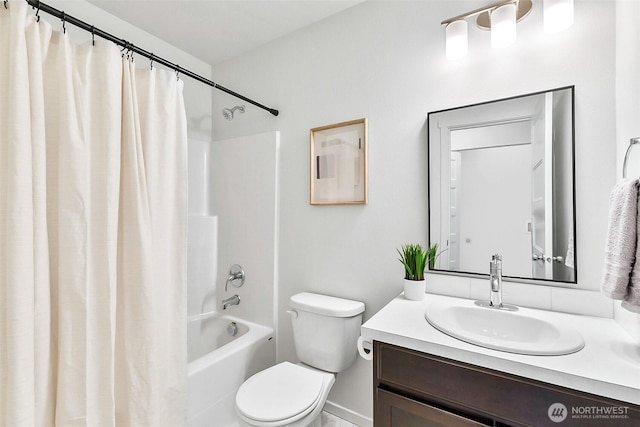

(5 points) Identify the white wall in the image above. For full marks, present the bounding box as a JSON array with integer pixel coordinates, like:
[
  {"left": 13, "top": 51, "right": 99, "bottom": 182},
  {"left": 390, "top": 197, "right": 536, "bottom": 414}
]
[
  {"left": 615, "top": 0, "right": 640, "bottom": 341},
  {"left": 208, "top": 0, "right": 620, "bottom": 423}
]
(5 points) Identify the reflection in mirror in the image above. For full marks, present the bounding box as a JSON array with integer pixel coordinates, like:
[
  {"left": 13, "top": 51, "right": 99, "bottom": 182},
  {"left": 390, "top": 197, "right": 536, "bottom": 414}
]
[{"left": 428, "top": 87, "right": 576, "bottom": 284}]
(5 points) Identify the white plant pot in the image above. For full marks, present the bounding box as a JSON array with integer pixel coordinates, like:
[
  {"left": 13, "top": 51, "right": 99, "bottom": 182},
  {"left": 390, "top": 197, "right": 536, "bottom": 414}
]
[{"left": 403, "top": 279, "right": 426, "bottom": 301}]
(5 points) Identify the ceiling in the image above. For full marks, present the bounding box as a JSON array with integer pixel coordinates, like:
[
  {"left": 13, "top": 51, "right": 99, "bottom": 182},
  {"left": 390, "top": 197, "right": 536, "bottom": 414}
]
[{"left": 87, "top": 0, "right": 364, "bottom": 66}]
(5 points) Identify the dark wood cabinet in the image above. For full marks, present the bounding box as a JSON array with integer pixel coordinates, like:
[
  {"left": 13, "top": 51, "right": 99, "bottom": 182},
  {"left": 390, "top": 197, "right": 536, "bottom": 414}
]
[{"left": 374, "top": 341, "right": 640, "bottom": 427}]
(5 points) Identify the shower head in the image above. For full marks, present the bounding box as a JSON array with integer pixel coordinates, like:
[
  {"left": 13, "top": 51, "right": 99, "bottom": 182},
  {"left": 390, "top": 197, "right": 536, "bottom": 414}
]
[{"left": 222, "top": 105, "right": 245, "bottom": 120}]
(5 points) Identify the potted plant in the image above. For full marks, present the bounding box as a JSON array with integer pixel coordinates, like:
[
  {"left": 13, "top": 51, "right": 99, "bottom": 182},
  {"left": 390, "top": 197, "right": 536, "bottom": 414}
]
[
  {"left": 397, "top": 243, "right": 444, "bottom": 300},
  {"left": 398, "top": 244, "right": 427, "bottom": 300}
]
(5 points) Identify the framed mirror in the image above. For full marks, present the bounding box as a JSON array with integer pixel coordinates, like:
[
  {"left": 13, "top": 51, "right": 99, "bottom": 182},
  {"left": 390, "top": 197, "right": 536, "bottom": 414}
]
[{"left": 428, "top": 87, "right": 576, "bottom": 284}]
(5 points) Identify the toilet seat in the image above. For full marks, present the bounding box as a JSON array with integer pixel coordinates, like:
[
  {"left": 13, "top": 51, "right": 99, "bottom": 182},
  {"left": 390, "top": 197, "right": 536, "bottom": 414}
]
[{"left": 236, "top": 362, "right": 330, "bottom": 426}]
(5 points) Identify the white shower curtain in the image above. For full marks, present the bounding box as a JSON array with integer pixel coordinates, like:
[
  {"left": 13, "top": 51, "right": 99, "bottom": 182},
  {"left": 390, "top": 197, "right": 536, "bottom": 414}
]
[{"left": 0, "top": 2, "right": 187, "bottom": 426}]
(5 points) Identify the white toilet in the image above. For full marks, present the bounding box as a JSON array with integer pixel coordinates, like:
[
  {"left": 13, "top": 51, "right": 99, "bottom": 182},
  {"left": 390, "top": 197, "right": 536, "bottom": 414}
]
[{"left": 235, "top": 292, "right": 365, "bottom": 427}]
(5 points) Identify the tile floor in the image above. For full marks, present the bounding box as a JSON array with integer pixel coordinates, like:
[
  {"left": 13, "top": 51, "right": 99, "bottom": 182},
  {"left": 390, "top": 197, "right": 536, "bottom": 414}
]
[
  {"left": 228, "top": 411, "right": 357, "bottom": 427},
  {"left": 320, "top": 411, "right": 360, "bottom": 427}
]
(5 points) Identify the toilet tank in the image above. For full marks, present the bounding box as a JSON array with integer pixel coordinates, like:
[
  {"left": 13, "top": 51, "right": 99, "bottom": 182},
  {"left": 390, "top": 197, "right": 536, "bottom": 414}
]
[{"left": 289, "top": 292, "right": 365, "bottom": 373}]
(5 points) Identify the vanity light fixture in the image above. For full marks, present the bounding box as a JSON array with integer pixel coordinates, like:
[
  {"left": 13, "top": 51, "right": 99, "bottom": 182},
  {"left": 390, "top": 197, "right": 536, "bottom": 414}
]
[{"left": 442, "top": 0, "right": 574, "bottom": 60}]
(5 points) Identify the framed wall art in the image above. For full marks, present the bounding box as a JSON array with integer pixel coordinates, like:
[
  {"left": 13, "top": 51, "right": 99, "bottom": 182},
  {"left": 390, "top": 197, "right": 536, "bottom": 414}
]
[{"left": 310, "top": 118, "right": 368, "bottom": 205}]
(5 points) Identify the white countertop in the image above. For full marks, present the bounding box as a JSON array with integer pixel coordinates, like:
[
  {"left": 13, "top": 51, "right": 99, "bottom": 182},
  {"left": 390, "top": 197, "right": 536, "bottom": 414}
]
[{"left": 361, "top": 293, "right": 640, "bottom": 405}]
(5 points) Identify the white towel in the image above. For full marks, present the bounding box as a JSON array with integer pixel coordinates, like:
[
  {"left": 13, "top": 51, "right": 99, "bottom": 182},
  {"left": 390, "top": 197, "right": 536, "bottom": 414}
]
[
  {"left": 601, "top": 179, "right": 640, "bottom": 312},
  {"left": 565, "top": 222, "right": 575, "bottom": 269},
  {"left": 622, "top": 288, "right": 640, "bottom": 313}
]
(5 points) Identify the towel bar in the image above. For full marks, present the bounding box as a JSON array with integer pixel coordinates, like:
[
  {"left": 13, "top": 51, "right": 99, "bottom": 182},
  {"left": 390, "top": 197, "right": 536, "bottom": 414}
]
[{"left": 622, "top": 137, "right": 640, "bottom": 178}]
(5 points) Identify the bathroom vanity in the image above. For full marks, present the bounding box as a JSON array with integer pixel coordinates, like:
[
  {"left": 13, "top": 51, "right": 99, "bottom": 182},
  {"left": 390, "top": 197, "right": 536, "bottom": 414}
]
[{"left": 362, "top": 294, "right": 640, "bottom": 426}]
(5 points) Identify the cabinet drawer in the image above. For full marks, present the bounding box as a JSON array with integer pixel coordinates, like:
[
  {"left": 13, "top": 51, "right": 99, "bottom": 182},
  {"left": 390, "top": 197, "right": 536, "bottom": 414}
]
[
  {"left": 375, "top": 342, "right": 640, "bottom": 426},
  {"left": 375, "top": 387, "right": 490, "bottom": 427}
]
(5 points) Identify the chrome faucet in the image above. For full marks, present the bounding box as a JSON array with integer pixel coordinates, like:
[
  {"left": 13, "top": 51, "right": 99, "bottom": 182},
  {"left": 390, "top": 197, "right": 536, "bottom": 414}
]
[
  {"left": 489, "top": 254, "right": 503, "bottom": 308},
  {"left": 222, "top": 294, "right": 240, "bottom": 310},
  {"left": 475, "top": 254, "right": 518, "bottom": 311}
]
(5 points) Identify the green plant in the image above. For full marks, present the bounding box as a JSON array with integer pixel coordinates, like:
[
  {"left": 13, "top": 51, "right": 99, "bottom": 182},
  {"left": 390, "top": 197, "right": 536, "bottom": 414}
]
[
  {"left": 397, "top": 244, "right": 428, "bottom": 281},
  {"left": 425, "top": 242, "right": 445, "bottom": 270},
  {"left": 398, "top": 243, "right": 446, "bottom": 280}
]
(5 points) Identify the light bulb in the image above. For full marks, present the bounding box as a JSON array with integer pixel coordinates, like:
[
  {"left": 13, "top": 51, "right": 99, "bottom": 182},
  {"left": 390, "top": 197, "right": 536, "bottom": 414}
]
[
  {"left": 491, "top": 3, "right": 516, "bottom": 49},
  {"left": 445, "top": 20, "right": 468, "bottom": 60}
]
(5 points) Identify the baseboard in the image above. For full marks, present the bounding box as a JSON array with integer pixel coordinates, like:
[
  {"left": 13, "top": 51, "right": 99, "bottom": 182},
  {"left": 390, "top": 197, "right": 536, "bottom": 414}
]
[{"left": 323, "top": 401, "right": 373, "bottom": 427}]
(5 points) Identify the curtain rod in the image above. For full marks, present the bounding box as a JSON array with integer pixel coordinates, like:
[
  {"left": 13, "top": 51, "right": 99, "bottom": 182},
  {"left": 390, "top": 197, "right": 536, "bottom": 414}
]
[{"left": 23, "top": 0, "right": 280, "bottom": 117}]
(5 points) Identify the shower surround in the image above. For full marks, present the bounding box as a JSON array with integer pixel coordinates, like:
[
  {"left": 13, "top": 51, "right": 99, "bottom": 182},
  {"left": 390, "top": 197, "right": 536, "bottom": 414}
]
[{"left": 186, "top": 132, "right": 280, "bottom": 425}]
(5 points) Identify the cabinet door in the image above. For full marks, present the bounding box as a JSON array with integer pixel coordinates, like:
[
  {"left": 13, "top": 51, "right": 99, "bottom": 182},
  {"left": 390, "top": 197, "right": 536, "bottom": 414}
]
[{"left": 375, "top": 388, "right": 490, "bottom": 427}]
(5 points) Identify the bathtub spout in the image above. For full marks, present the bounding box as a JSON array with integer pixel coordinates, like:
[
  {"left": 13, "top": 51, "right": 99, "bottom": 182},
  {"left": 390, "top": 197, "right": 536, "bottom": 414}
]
[{"left": 222, "top": 295, "right": 241, "bottom": 310}]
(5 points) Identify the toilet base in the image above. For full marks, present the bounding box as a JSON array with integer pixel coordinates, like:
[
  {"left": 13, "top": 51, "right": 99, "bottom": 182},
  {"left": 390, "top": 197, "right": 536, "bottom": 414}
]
[{"left": 237, "top": 411, "right": 321, "bottom": 427}]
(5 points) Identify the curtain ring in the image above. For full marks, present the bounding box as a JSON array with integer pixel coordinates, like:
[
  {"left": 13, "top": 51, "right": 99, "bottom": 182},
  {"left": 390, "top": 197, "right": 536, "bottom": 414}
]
[
  {"left": 4, "top": 1, "right": 8, "bottom": 10},
  {"left": 61, "top": 11, "right": 66, "bottom": 34},
  {"left": 35, "top": 0, "right": 40, "bottom": 22},
  {"left": 175, "top": 67, "right": 180, "bottom": 81},
  {"left": 150, "top": 54, "right": 154, "bottom": 70},
  {"left": 91, "top": 25, "right": 95, "bottom": 46}
]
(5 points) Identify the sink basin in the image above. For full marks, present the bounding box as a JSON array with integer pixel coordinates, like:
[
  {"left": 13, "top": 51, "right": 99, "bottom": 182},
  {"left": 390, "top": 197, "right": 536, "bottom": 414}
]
[{"left": 425, "top": 299, "right": 584, "bottom": 356}]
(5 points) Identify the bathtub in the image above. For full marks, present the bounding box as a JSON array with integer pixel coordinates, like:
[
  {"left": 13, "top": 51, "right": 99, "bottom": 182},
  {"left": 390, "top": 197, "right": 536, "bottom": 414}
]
[{"left": 187, "top": 312, "right": 275, "bottom": 427}]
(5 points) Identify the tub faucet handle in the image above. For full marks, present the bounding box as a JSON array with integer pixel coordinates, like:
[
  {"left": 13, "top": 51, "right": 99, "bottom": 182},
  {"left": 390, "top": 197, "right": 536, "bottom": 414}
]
[{"left": 225, "top": 264, "right": 245, "bottom": 291}]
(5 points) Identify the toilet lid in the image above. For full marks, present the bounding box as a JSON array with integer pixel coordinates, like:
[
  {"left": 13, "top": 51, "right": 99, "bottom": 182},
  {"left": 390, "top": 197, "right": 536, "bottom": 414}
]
[{"left": 236, "top": 362, "right": 325, "bottom": 423}]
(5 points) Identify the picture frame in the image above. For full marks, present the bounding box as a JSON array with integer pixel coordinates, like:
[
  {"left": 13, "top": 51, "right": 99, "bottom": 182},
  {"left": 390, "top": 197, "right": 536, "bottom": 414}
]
[{"left": 310, "top": 118, "right": 368, "bottom": 205}]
